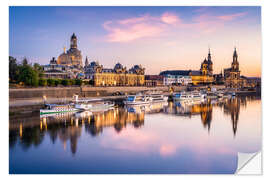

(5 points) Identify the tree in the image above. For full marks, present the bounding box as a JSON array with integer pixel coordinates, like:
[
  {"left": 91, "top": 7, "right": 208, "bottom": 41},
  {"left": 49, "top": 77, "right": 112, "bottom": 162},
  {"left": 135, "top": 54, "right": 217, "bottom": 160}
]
[
  {"left": 55, "top": 79, "right": 61, "bottom": 86},
  {"left": 75, "top": 79, "right": 82, "bottom": 86},
  {"left": 22, "top": 58, "right": 28, "bottom": 66},
  {"left": 39, "top": 79, "right": 47, "bottom": 86},
  {"left": 9, "top": 56, "right": 19, "bottom": 82},
  {"left": 61, "top": 79, "right": 68, "bottom": 86},
  {"left": 18, "top": 65, "right": 39, "bottom": 86},
  {"left": 69, "top": 79, "right": 75, "bottom": 86},
  {"left": 47, "top": 79, "right": 56, "bottom": 86},
  {"left": 33, "top": 63, "right": 44, "bottom": 78}
]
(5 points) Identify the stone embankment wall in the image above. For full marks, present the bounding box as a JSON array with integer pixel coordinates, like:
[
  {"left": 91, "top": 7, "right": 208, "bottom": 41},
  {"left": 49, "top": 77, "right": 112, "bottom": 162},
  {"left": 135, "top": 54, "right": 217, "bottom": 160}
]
[
  {"left": 9, "top": 85, "right": 226, "bottom": 100},
  {"left": 9, "top": 85, "right": 226, "bottom": 108},
  {"left": 9, "top": 86, "right": 181, "bottom": 100}
]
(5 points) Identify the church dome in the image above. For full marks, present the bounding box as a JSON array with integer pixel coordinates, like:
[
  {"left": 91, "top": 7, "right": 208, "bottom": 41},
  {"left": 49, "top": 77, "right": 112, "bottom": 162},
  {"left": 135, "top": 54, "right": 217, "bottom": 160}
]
[
  {"left": 114, "top": 63, "right": 123, "bottom": 70},
  {"left": 57, "top": 52, "right": 71, "bottom": 65}
]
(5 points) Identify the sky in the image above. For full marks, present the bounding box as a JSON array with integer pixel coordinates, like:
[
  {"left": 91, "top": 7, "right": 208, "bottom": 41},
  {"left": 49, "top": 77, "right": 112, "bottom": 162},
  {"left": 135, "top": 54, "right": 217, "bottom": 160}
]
[{"left": 9, "top": 6, "right": 261, "bottom": 77}]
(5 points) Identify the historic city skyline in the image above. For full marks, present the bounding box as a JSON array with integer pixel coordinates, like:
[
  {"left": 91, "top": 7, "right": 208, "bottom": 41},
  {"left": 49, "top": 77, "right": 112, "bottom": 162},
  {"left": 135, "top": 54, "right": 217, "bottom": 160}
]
[{"left": 9, "top": 6, "right": 261, "bottom": 77}]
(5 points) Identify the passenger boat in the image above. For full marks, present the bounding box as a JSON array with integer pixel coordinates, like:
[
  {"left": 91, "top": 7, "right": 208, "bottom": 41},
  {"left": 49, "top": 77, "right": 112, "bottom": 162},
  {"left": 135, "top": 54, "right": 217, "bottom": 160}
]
[
  {"left": 74, "top": 98, "right": 114, "bottom": 111},
  {"left": 124, "top": 95, "right": 151, "bottom": 105},
  {"left": 206, "top": 92, "right": 218, "bottom": 99},
  {"left": 149, "top": 93, "right": 168, "bottom": 103},
  {"left": 173, "top": 91, "right": 206, "bottom": 101},
  {"left": 40, "top": 104, "right": 78, "bottom": 115}
]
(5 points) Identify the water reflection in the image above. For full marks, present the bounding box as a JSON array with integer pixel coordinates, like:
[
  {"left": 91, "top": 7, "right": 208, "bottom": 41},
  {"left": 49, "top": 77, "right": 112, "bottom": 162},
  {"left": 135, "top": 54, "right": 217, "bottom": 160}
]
[
  {"left": 9, "top": 96, "right": 261, "bottom": 173},
  {"left": 10, "top": 108, "right": 146, "bottom": 154},
  {"left": 10, "top": 96, "right": 259, "bottom": 154}
]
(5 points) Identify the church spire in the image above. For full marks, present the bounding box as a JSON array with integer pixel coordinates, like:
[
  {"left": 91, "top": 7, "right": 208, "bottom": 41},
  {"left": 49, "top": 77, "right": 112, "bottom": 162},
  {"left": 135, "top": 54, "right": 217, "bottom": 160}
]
[
  {"left": 233, "top": 47, "right": 238, "bottom": 63},
  {"left": 207, "top": 47, "right": 212, "bottom": 63},
  {"left": 85, "top": 56, "right": 89, "bottom": 67}
]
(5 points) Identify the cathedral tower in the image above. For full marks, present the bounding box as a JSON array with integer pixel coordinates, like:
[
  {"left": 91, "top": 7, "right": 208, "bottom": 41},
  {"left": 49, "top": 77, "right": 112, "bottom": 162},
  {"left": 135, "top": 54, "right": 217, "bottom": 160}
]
[
  {"left": 70, "top": 33, "right": 77, "bottom": 49},
  {"left": 207, "top": 48, "right": 213, "bottom": 75},
  {"left": 232, "top": 47, "right": 239, "bottom": 71}
]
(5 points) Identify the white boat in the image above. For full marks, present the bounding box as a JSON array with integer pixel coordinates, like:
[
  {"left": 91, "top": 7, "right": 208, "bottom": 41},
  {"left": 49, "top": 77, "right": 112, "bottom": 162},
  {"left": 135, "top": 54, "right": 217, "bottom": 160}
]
[
  {"left": 173, "top": 91, "right": 206, "bottom": 101},
  {"left": 124, "top": 95, "right": 151, "bottom": 105},
  {"left": 73, "top": 95, "right": 114, "bottom": 111},
  {"left": 206, "top": 92, "right": 218, "bottom": 99},
  {"left": 40, "top": 104, "right": 78, "bottom": 115},
  {"left": 149, "top": 93, "right": 168, "bottom": 103}
]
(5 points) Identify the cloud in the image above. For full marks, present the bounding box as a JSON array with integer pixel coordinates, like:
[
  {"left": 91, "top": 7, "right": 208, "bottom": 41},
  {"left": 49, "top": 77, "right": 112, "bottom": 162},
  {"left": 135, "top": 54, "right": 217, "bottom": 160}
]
[
  {"left": 102, "top": 11, "right": 248, "bottom": 42},
  {"left": 193, "top": 12, "right": 248, "bottom": 34},
  {"left": 103, "top": 12, "right": 181, "bottom": 43},
  {"left": 217, "top": 12, "right": 247, "bottom": 21},
  {"left": 161, "top": 12, "right": 181, "bottom": 25}
]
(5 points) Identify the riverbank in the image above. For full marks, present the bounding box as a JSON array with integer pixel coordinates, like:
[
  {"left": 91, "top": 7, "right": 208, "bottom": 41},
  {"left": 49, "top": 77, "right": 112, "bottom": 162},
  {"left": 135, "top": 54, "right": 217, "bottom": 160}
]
[
  {"left": 10, "top": 85, "right": 228, "bottom": 100},
  {"left": 9, "top": 85, "right": 259, "bottom": 111}
]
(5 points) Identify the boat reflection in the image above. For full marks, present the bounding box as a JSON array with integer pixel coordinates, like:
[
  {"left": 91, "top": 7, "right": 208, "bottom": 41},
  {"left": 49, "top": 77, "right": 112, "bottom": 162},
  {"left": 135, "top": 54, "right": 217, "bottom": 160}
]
[
  {"left": 9, "top": 96, "right": 260, "bottom": 155},
  {"left": 125, "top": 101, "right": 168, "bottom": 114}
]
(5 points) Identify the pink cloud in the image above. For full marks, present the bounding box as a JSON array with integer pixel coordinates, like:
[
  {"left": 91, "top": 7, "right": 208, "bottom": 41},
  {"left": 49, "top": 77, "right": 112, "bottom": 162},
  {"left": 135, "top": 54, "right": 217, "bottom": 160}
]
[
  {"left": 192, "top": 12, "right": 248, "bottom": 34},
  {"left": 102, "top": 11, "right": 248, "bottom": 42},
  {"left": 103, "top": 12, "right": 181, "bottom": 43},
  {"left": 217, "top": 12, "right": 247, "bottom": 21},
  {"left": 104, "top": 22, "right": 164, "bottom": 43},
  {"left": 161, "top": 12, "right": 181, "bottom": 25}
]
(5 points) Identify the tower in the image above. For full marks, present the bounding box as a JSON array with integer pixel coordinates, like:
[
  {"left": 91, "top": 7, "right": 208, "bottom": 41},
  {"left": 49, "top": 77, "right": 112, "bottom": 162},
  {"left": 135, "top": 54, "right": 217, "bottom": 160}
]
[
  {"left": 207, "top": 48, "right": 213, "bottom": 75},
  {"left": 70, "top": 33, "right": 77, "bottom": 49},
  {"left": 232, "top": 47, "right": 239, "bottom": 71},
  {"left": 201, "top": 58, "right": 208, "bottom": 75},
  {"left": 207, "top": 48, "right": 212, "bottom": 62},
  {"left": 85, "top": 56, "right": 89, "bottom": 67}
]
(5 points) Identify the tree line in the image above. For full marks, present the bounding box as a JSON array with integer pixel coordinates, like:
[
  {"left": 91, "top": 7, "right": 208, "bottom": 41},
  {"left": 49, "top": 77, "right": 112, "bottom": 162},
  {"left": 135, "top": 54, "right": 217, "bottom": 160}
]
[{"left": 9, "top": 56, "right": 88, "bottom": 87}]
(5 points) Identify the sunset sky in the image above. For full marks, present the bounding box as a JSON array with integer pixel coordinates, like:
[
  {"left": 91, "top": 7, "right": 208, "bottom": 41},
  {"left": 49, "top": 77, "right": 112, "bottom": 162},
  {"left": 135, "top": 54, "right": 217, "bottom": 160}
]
[{"left": 9, "top": 6, "right": 261, "bottom": 77}]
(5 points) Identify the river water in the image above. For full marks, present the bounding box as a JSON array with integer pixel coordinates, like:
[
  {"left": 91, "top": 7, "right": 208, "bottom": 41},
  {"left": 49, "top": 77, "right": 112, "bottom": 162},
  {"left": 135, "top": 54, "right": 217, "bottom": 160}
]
[{"left": 9, "top": 96, "right": 261, "bottom": 174}]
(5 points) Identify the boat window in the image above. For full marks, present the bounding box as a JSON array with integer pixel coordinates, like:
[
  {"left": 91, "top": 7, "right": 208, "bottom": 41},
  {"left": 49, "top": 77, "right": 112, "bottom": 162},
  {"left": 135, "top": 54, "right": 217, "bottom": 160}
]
[{"left": 127, "top": 96, "right": 135, "bottom": 101}]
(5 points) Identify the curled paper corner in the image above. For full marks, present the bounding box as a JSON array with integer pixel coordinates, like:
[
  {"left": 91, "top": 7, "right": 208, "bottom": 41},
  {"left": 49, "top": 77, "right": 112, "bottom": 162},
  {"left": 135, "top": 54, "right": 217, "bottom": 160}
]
[{"left": 235, "top": 151, "right": 262, "bottom": 175}]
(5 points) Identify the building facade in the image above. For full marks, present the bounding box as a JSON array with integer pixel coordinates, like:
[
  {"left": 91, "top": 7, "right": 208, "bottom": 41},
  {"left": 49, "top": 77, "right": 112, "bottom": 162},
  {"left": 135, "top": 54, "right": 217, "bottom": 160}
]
[
  {"left": 190, "top": 49, "right": 214, "bottom": 85},
  {"left": 159, "top": 49, "right": 214, "bottom": 85},
  {"left": 57, "top": 33, "right": 83, "bottom": 67},
  {"left": 85, "top": 61, "right": 145, "bottom": 86},
  {"left": 43, "top": 57, "right": 73, "bottom": 79},
  {"left": 224, "top": 48, "right": 245, "bottom": 88},
  {"left": 144, "top": 75, "right": 164, "bottom": 86},
  {"left": 163, "top": 74, "right": 192, "bottom": 86}
]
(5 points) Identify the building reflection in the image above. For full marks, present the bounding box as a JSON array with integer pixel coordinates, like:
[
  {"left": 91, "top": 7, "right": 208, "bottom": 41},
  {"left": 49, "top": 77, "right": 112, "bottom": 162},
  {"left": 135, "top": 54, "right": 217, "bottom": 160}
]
[
  {"left": 9, "top": 108, "right": 146, "bottom": 155},
  {"left": 164, "top": 100, "right": 213, "bottom": 131},
  {"left": 9, "top": 96, "right": 260, "bottom": 154},
  {"left": 222, "top": 96, "right": 250, "bottom": 136},
  {"left": 164, "top": 96, "right": 258, "bottom": 134}
]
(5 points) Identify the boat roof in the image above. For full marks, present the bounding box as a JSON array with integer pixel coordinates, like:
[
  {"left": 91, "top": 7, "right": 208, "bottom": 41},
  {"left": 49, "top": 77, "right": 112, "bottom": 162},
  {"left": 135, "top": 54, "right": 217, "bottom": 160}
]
[{"left": 74, "top": 98, "right": 104, "bottom": 102}]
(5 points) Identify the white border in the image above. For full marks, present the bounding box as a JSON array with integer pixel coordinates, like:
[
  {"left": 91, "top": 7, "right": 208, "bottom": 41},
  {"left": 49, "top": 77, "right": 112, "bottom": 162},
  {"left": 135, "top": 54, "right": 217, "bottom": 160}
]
[{"left": 2, "top": 0, "right": 270, "bottom": 179}]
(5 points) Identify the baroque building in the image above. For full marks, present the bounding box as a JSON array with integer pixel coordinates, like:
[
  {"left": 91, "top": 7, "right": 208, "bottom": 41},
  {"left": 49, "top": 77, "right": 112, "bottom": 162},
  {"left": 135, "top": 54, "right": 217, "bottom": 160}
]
[
  {"left": 57, "top": 33, "right": 83, "bottom": 67},
  {"left": 43, "top": 57, "right": 74, "bottom": 79},
  {"left": 159, "top": 48, "right": 214, "bottom": 85},
  {"left": 190, "top": 48, "right": 214, "bottom": 85},
  {"left": 224, "top": 48, "right": 245, "bottom": 88},
  {"left": 84, "top": 61, "right": 145, "bottom": 86}
]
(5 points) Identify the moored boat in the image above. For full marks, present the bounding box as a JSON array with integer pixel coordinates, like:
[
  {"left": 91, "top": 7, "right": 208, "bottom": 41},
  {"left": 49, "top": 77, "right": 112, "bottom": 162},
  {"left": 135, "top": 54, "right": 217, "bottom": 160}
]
[
  {"left": 40, "top": 104, "right": 78, "bottom": 115},
  {"left": 73, "top": 96, "right": 115, "bottom": 111},
  {"left": 149, "top": 93, "right": 168, "bottom": 103},
  {"left": 173, "top": 91, "right": 206, "bottom": 101},
  {"left": 124, "top": 95, "right": 151, "bottom": 105}
]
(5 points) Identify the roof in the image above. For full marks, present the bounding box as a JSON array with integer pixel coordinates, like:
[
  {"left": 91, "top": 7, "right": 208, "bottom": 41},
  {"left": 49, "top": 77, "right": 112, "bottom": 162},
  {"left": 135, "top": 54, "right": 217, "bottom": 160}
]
[
  {"left": 190, "top": 71, "right": 201, "bottom": 76},
  {"left": 159, "top": 70, "right": 191, "bottom": 76},
  {"left": 145, "top": 75, "right": 164, "bottom": 80}
]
